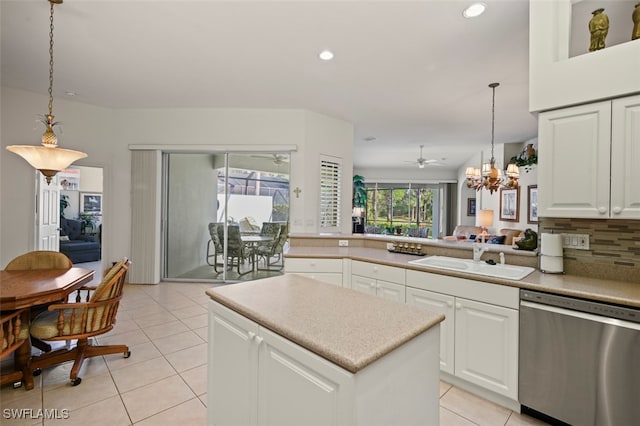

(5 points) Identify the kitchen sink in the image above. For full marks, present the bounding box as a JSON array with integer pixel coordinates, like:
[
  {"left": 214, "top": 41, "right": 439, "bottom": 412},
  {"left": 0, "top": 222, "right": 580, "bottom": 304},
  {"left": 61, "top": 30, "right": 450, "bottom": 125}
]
[{"left": 408, "top": 256, "right": 535, "bottom": 281}]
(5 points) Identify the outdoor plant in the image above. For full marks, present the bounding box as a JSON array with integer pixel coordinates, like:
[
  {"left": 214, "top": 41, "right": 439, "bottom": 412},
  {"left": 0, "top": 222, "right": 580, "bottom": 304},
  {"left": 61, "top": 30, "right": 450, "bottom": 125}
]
[{"left": 352, "top": 175, "right": 367, "bottom": 208}]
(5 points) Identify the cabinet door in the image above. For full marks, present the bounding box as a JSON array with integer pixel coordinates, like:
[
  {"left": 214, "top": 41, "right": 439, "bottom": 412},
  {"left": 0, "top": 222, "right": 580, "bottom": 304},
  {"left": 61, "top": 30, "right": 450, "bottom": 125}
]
[
  {"left": 454, "top": 298, "right": 518, "bottom": 399},
  {"left": 257, "top": 327, "right": 353, "bottom": 426},
  {"left": 538, "top": 101, "right": 611, "bottom": 218},
  {"left": 611, "top": 95, "right": 640, "bottom": 219},
  {"left": 406, "top": 287, "right": 455, "bottom": 375},
  {"left": 351, "top": 275, "right": 377, "bottom": 296},
  {"left": 208, "top": 301, "right": 260, "bottom": 426},
  {"left": 376, "top": 280, "right": 405, "bottom": 304}
]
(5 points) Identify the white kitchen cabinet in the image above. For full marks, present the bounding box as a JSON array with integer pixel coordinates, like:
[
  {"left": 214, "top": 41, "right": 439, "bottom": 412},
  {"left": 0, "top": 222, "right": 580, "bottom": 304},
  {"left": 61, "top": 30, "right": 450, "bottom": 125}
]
[
  {"left": 538, "top": 94, "right": 640, "bottom": 219},
  {"left": 406, "top": 287, "right": 455, "bottom": 375},
  {"left": 405, "top": 270, "right": 519, "bottom": 401},
  {"left": 208, "top": 297, "right": 441, "bottom": 426},
  {"left": 454, "top": 297, "right": 518, "bottom": 399},
  {"left": 284, "top": 257, "right": 344, "bottom": 286},
  {"left": 351, "top": 260, "right": 405, "bottom": 303},
  {"left": 209, "top": 300, "right": 352, "bottom": 426}
]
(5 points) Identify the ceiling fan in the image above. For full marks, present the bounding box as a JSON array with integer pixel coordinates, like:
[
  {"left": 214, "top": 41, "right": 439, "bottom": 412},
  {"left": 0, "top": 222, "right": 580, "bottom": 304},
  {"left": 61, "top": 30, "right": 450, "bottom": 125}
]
[
  {"left": 405, "top": 145, "right": 441, "bottom": 168},
  {"left": 249, "top": 153, "right": 289, "bottom": 165}
]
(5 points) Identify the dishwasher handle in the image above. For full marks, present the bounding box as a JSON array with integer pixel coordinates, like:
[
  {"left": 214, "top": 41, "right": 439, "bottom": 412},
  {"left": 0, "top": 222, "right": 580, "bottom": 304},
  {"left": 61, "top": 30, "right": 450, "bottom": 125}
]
[{"left": 521, "top": 301, "right": 640, "bottom": 331}]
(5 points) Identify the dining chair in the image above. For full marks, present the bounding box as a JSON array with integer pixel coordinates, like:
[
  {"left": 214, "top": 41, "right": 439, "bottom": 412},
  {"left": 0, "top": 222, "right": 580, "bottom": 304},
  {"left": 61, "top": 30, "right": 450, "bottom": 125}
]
[
  {"left": 206, "top": 222, "right": 224, "bottom": 272},
  {"left": 5, "top": 250, "right": 73, "bottom": 352},
  {"left": 257, "top": 223, "right": 288, "bottom": 271},
  {"left": 5, "top": 250, "right": 73, "bottom": 270},
  {"left": 224, "top": 225, "right": 252, "bottom": 275},
  {"left": 1, "top": 308, "right": 32, "bottom": 389},
  {"left": 29, "top": 258, "right": 131, "bottom": 386}
]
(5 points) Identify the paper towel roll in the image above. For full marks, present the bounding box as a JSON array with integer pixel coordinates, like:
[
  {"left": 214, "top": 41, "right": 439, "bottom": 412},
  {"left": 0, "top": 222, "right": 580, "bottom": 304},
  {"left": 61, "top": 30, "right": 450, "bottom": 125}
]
[
  {"left": 540, "top": 255, "right": 564, "bottom": 273},
  {"left": 541, "top": 233, "right": 563, "bottom": 257}
]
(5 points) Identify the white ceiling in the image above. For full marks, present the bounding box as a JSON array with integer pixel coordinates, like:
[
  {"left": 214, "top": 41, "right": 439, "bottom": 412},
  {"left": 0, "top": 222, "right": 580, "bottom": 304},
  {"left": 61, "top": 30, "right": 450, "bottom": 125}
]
[{"left": 1, "top": 0, "right": 538, "bottom": 173}]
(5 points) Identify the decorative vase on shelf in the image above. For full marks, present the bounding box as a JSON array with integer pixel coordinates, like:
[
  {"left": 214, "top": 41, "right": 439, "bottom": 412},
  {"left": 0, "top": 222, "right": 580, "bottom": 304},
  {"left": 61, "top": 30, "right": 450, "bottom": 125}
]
[
  {"left": 633, "top": 3, "right": 640, "bottom": 40},
  {"left": 589, "top": 8, "right": 609, "bottom": 51}
]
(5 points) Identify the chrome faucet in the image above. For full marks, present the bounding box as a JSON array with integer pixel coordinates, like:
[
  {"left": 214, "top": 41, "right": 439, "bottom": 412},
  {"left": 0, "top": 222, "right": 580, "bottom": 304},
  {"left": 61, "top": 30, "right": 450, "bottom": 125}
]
[{"left": 472, "top": 243, "right": 488, "bottom": 262}]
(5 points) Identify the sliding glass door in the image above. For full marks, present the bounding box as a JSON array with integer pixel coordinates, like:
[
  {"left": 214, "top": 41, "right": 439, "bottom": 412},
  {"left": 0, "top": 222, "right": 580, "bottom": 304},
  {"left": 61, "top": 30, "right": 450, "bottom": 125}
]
[{"left": 163, "top": 151, "right": 290, "bottom": 282}]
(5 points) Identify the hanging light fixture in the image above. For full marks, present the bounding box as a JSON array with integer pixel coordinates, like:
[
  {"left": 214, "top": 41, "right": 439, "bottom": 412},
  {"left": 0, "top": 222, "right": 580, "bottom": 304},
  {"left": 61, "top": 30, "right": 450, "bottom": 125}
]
[
  {"left": 465, "top": 82, "right": 519, "bottom": 194},
  {"left": 6, "top": 0, "right": 87, "bottom": 185}
]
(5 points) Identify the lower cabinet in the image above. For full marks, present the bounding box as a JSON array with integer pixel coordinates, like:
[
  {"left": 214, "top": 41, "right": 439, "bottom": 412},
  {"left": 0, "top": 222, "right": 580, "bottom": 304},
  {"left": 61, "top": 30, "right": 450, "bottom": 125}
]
[
  {"left": 406, "top": 270, "right": 519, "bottom": 401},
  {"left": 284, "top": 258, "right": 344, "bottom": 286},
  {"left": 351, "top": 260, "right": 406, "bottom": 303},
  {"left": 208, "top": 299, "right": 441, "bottom": 426},
  {"left": 351, "top": 275, "right": 405, "bottom": 303}
]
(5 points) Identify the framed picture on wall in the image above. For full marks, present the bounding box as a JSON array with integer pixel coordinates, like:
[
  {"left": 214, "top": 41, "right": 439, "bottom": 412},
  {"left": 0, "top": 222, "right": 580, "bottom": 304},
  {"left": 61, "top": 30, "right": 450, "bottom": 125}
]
[
  {"left": 467, "top": 198, "right": 476, "bottom": 216},
  {"left": 499, "top": 188, "right": 519, "bottom": 222},
  {"left": 80, "top": 193, "right": 102, "bottom": 215},
  {"left": 528, "top": 185, "right": 538, "bottom": 224}
]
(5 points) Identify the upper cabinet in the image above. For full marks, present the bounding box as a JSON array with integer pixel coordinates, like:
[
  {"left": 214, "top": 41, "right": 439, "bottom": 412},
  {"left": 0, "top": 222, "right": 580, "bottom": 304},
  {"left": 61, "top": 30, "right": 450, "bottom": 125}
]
[
  {"left": 529, "top": 1, "right": 640, "bottom": 113},
  {"left": 538, "top": 94, "right": 640, "bottom": 219}
]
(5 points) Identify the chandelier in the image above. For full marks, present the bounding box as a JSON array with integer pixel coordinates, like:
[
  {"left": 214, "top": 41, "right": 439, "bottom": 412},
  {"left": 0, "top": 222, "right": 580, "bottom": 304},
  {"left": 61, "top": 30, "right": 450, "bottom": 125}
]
[
  {"left": 6, "top": 0, "right": 87, "bottom": 185},
  {"left": 465, "top": 82, "right": 519, "bottom": 194}
]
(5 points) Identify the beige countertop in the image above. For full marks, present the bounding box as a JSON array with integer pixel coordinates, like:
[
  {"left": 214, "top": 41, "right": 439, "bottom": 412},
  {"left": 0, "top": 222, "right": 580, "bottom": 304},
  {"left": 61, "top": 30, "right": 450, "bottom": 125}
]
[
  {"left": 206, "top": 274, "right": 444, "bottom": 373},
  {"left": 285, "top": 246, "right": 640, "bottom": 308}
]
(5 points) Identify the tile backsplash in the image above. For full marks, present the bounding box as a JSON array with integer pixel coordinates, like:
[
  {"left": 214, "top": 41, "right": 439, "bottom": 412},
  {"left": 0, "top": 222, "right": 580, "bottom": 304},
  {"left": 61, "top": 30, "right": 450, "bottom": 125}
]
[{"left": 539, "top": 218, "right": 640, "bottom": 283}]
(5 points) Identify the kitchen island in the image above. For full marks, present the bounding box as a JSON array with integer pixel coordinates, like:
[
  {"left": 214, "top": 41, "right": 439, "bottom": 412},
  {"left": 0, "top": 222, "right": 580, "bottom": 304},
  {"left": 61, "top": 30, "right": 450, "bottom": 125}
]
[{"left": 206, "top": 274, "right": 444, "bottom": 426}]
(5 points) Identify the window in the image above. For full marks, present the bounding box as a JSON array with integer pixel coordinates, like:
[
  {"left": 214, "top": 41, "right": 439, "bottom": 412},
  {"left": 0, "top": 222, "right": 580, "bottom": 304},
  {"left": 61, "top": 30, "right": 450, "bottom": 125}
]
[{"left": 319, "top": 157, "right": 341, "bottom": 229}]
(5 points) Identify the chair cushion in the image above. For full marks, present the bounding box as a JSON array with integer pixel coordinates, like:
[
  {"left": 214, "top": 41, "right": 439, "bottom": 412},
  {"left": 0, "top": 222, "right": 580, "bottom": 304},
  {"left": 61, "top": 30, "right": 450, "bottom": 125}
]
[
  {"left": 498, "top": 228, "right": 524, "bottom": 245},
  {"left": 30, "top": 307, "right": 107, "bottom": 338}
]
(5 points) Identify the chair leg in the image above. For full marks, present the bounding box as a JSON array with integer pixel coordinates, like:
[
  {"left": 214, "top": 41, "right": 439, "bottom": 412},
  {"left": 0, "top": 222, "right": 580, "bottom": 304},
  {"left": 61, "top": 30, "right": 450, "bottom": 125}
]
[{"left": 31, "top": 339, "right": 130, "bottom": 386}]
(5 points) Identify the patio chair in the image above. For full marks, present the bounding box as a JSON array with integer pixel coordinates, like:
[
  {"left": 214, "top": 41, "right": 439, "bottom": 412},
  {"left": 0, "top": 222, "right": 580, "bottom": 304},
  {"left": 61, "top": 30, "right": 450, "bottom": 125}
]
[
  {"left": 256, "top": 223, "right": 288, "bottom": 270},
  {"left": 207, "top": 222, "right": 224, "bottom": 272}
]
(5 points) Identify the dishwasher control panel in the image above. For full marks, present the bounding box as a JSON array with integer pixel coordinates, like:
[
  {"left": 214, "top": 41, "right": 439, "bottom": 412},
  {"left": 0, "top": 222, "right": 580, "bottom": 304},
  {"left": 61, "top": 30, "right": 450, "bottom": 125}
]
[{"left": 520, "top": 289, "right": 639, "bottom": 323}]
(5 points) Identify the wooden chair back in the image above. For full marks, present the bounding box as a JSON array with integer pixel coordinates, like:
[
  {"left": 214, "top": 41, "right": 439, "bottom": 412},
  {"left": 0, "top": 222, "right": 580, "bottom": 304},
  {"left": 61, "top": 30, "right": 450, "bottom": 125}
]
[{"left": 6, "top": 251, "right": 72, "bottom": 271}]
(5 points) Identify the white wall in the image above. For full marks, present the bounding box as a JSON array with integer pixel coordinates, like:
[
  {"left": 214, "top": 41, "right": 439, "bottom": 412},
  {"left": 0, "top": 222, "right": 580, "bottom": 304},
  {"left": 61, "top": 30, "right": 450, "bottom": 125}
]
[
  {"left": 1, "top": 87, "right": 116, "bottom": 267},
  {"left": 1, "top": 87, "right": 353, "bottom": 276}
]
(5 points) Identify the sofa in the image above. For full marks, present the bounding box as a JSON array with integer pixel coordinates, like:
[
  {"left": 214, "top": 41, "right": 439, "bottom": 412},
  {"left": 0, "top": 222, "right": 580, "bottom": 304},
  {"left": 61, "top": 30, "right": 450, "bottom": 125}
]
[
  {"left": 444, "top": 225, "right": 523, "bottom": 245},
  {"left": 59, "top": 218, "right": 101, "bottom": 263}
]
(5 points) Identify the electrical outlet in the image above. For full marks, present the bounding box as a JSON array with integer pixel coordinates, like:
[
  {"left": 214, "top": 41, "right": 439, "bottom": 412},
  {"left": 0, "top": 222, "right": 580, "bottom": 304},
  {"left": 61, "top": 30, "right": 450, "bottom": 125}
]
[
  {"left": 560, "top": 233, "right": 590, "bottom": 250},
  {"left": 338, "top": 240, "right": 349, "bottom": 247}
]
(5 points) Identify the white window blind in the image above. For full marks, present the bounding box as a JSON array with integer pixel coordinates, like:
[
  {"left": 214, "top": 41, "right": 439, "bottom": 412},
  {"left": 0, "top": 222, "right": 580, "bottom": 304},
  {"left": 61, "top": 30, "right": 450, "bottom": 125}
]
[{"left": 320, "top": 158, "right": 342, "bottom": 229}]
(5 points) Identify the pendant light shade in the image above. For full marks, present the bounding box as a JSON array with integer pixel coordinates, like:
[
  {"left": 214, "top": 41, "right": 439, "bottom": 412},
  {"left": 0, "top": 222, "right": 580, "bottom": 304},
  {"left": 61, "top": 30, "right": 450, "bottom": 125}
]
[{"left": 6, "top": 0, "right": 87, "bottom": 184}]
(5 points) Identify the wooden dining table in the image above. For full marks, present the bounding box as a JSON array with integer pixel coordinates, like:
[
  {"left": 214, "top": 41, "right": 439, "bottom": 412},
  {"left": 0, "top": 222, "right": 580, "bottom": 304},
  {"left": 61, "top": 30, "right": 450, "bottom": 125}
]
[{"left": 0, "top": 267, "right": 94, "bottom": 390}]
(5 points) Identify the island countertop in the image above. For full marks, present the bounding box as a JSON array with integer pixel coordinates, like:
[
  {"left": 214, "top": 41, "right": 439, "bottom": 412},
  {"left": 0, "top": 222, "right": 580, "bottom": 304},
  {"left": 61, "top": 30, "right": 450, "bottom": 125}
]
[{"left": 206, "top": 274, "right": 444, "bottom": 373}]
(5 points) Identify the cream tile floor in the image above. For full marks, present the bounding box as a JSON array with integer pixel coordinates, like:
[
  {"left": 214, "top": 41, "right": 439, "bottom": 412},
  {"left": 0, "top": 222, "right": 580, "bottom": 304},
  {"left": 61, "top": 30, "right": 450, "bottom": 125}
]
[{"left": 1, "top": 267, "right": 548, "bottom": 425}]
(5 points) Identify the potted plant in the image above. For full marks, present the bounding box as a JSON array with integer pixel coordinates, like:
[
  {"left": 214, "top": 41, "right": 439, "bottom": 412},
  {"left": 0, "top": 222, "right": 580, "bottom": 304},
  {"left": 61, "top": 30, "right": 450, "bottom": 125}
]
[{"left": 77, "top": 212, "right": 96, "bottom": 234}]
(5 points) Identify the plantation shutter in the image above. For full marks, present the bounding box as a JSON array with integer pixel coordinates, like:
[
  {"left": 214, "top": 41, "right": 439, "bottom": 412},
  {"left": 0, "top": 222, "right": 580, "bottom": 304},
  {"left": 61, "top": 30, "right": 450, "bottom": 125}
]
[{"left": 319, "top": 157, "right": 341, "bottom": 229}]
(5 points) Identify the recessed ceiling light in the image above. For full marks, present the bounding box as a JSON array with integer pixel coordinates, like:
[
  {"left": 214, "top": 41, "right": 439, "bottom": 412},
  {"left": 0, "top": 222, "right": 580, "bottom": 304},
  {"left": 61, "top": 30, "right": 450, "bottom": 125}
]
[
  {"left": 64, "top": 91, "right": 77, "bottom": 97},
  {"left": 363, "top": 136, "right": 377, "bottom": 142},
  {"left": 463, "top": 2, "right": 486, "bottom": 18},
  {"left": 319, "top": 49, "right": 334, "bottom": 61}
]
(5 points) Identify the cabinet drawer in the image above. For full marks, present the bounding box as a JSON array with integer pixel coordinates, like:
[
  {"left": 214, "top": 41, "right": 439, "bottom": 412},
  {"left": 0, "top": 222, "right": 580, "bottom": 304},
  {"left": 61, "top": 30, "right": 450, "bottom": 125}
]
[
  {"left": 406, "top": 270, "right": 519, "bottom": 309},
  {"left": 351, "top": 260, "right": 405, "bottom": 284},
  {"left": 284, "top": 258, "right": 343, "bottom": 273}
]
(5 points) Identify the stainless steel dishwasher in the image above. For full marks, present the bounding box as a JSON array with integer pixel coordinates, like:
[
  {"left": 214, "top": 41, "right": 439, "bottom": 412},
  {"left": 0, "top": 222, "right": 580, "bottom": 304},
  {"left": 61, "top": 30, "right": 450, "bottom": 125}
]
[{"left": 519, "top": 289, "right": 640, "bottom": 426}]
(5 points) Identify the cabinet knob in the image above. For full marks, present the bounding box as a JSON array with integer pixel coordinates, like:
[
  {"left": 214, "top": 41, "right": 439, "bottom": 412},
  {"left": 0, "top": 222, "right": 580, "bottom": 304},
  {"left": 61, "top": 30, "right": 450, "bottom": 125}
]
[
  {"left": 598, "top": 206, "right": 607, "bottom": 214},
  {"left": 247, "top": 331, "right": 256, "bottom": 341},
  {"left": 455, "top": 302, "right": 462, "bottom": 310},
  {"left": 369, "top": 283, "right": 375, "bottom": 288},
  {"left": 612, "top": 206, "right": 622, "bottom": 214},
  {"left": 255, "top": 336, "right": 264, "bottom": 346},
  {"left": 447, "top": 301, "right": 453, "bottom": 308}
]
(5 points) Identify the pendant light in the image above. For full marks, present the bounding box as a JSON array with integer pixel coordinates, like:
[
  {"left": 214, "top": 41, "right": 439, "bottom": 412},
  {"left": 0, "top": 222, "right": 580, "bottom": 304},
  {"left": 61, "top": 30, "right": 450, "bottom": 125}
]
[
  {"left": 465, "top": 82, "right": 519, "bottom": 194},
  {"left": 6, "top": 0, "right": 87, "bottom": 185}
]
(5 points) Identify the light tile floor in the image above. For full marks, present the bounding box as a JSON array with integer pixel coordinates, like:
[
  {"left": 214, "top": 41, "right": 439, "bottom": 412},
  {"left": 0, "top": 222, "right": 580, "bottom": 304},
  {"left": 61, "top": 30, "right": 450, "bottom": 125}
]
[{"left": 1, "top": 263, "right": 548, "bottom": 425}]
